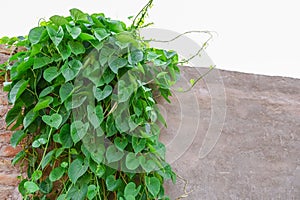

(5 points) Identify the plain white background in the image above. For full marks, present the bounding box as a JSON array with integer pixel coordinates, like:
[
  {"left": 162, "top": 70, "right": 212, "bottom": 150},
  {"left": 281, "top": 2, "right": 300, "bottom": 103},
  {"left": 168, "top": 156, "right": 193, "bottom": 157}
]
[{"left": 1, "top": 0, "right": 299, "bottom": 78}]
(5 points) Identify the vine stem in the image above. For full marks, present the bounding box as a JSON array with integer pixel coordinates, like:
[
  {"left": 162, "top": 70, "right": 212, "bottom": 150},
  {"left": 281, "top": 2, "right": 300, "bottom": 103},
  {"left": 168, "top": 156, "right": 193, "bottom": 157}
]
[
  {"left": 36, "top": 127, "right": 53, "bottom": 171},
  {"left": 175, "top": 174, "right": 194, "bottom": 200},
  {"left": 131, "top": 0, "right": 154, "bottom": 29}
]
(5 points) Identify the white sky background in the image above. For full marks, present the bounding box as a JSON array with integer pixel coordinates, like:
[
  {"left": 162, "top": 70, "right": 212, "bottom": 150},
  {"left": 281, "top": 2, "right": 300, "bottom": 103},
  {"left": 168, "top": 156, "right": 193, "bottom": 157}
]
[{"left": 1, "top": 0, "right": 299, "bottom": 78}]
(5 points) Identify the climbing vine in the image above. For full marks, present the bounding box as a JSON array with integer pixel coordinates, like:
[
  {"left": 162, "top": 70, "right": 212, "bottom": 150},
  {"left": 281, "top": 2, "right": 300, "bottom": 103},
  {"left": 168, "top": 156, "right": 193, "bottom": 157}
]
[{"left": 3, "top": 1, "right": 181, "bottom": 199}]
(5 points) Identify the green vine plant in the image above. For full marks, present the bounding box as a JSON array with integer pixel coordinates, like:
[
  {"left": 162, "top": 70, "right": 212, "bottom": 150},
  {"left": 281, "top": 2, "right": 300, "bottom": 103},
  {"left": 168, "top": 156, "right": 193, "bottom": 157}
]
[{"left": 1, "top": 1, "right": 214, "bottom": 199}]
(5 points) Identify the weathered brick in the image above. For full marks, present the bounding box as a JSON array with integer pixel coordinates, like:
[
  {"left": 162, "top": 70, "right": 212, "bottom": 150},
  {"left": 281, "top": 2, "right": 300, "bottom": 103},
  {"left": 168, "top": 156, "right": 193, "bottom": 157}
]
[
  {"left": 0, "top": 132, "right": 12, "bottom": 144},
  {"left": 0, "top": 173, "right": 20, "bottom": 186},
  {"left": 0, "top": 145, "right": 22, "bottom": 157},
  {"left": 0, "top": 158, "right": 17, "bottom": 172}
]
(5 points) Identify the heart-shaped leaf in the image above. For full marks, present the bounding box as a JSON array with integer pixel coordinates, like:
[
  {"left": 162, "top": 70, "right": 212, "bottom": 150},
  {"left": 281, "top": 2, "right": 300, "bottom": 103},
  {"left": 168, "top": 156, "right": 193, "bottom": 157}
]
[
  {"left": 128, "top": 50, "right": 143, "bottom": 65},
  {"left": 57, "top": 42, "right": 72, "bottom": 60},
  {"left": 31, "top": 170, "right": 42, "bottom": 181},
  {"left": 46, "top": 26, "right": 64, "bottom": 47},
  {"left": 59, "top": 124, "right": 73, "bottom": 148},
  {"left": 68, "top": 158, "right": 88, "bottom": 184},
  {"left": 50, "top": 15, "right": 68, "bottom": 26},
  {"left": 42, "top": 114, "right": 62, "bottom": 129},
  {"left": 124, "top": 182, "right": 140, "bottom": 198},
  {"left": 145, "top": 176, "right": 161, "bottom": 197},
  {"left": 49, "top": 167, "right": 65, "bottom": 182},
  {"left": 87, "top": 105, "right": 104, "bottom": 129},
  {"left": 125, "top": 152, "right": 140, "bottom": 170},
  {"left": 93, "top": 85, "right": 112, "bottom": 101},
  {"left": 108, "top": 57, "right": 127, "bottom": 74},
  {"left": 105, "top": 175, "right": 122, "bottom": 192},
  {"left": 68, "top": 41, "right": 85, "bottom": 55},
  {"left": 61, "top": 60, "right": 82, "bottom": 82},
  {"left": 71, "top": 121, "right": 89, "bottom": 144},
  {"left": 43, "top": 67, "right": 60, "bottom": 82},
  {"left": 66, "top": 25, "right": 81, "bottom": 39},
  {"left": 114, "top": 137, "right": 128, "bottom": 151},
  {"left": 59, "top": 82, "right": 73, "bottom": 103},
  {"left": 94, "top": 28, "right": 110, "bottom": 42},
  {"left": 87, "top": 185, "right": 97, "bottom": 200},
  {"left": 117, "top": 80, "right": 134, "bottom": 103},
  {"left": 24, "top": 181, "right": 39, "bottom": 194},
  {"left": 139, "top": 156, "right": 157, "bottom": 173},
  {"left": 29, "top": 27, "right": 46, "bottom": 45},
  {"left": 106, "top": 145, "right": 124, "bottom": 163},
  {"left": 132, "top": 137, "right": 146, "bottom": 153}
]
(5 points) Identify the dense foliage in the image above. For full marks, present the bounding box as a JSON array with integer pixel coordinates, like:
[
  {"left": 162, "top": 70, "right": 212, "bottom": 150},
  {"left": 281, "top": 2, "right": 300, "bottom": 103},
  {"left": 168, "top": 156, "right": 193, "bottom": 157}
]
[{"left": 3, "top": 6, "right": 179, "bottom": 200}]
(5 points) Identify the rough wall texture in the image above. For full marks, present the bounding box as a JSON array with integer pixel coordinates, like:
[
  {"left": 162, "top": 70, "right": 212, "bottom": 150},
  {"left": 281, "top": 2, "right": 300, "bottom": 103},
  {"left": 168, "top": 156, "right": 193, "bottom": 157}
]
[
  {"left": 0, "top": 49, "right": 299, "bottom": 199},
  {"left": 161, "top": 67, "right": 300, "bottom": 199}
]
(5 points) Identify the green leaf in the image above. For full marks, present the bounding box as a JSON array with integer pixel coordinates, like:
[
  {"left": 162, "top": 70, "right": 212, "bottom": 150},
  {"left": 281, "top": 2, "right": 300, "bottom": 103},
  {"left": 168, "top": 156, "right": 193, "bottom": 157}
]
[
  {"left": 59, "top": 82, "right": 74, "bottom": 103},
  {"left": 41, "top": 150, "right": 55, "bottom": 169},
  {"left": 79, "top": 33, "right": 96, "bottom": 41},
  {"left": 71, "top": 121, "right": 89, "bottom": 144},
  {"left": 49, "top": 167, "right": 65, "bottom": 182},
  {"left": 107, "top": 20, "right": 126, "bottom": 33},
  {"left": 139, "top": 156, "right": 156, "bottom": 173},
  {"left": 57, "top": 42, "right": 72, "bottom": 60},
  {"left": 129, "top": 50, "right": 143, "bottom": 65},
  {"left": 132, "top": 137, "right": 146, "bottom": 153},
  {"left": 32, "top": 138, "right": 47, "bottom": 148},
  {"left": 33, "top": 96, "right": 53, "bottom": 112},
  {"left": 6, "top": 105, "right": 22, "bottom": 127},
  {"left": 50, "top": 15, "right": 69, "bottom": 26},
  {"left": 46, "top": 26, "right": 64, "bottom": 47},
  {"left": 33, "top": 56, "right": 53, "bottom": 69},
  {"left": 106, "top": 145, "right": 124, "bottom": 163},
  {"left": 70, "top": 8, "right": 89, "bottom": 22},
  {"left": 9, "top": 79, "right": 29, "bottom": 103},
  {"left": 87, "top": 185, "right": 97, "bottom": 200},
  {"left": 24, "top": 181, "right": 39, "bottom": 194},
  {"left": 108, "top": 57, "right": 127, "bottom": 74},
  {"left": 125, "top": 152, "right": 140, "bottom": 170},
  {"left": 39, "top": 178, "right": 53, "bottom": 194},
  {"left": 68, "top": 158, "right": 88, "bottom": 184},
  {"left": 66, "top": 25, "right": 81, "bottom": 39},
  {"left": 23, "top": 109, "right": 38, "bottom": 129},
  {"left": 61, "top": 60, "right": 82, "bottom": 82},
  {"left": 68, "top": 185, "right": 88, "bottom": 200},
  {"left": 114, "top": 137, "right": 128, "bottom": 151},
  {"left": 59, "top": 124, "right": 73, "bottom": 148},
  {"left": 105, "top": 175, "right": 122, "bottom": 191},
  {"left": 43, "top": 67, "right": 60, "bottom": 82},
  {"left": 94, "top": 28, "right": 110, "bottom": 42},
  {"left": 29, "top": 27, "right": 46, "bottom": 45},
  {"left": 10, "top": 130, "right": 26, "bottom": 148},
  {"left": 39, "top": 86, "right": 55, "bottom": 98},
  {"left": 42, "top": 113, "right": 62, "bottom": 129},
  {"left": 93, "top": 85, "right": 112, "bottom": 101},
  {"left": 31, "top": 170, "right": 42, "bottom": 181},
  {"left": 12, "top": 150, "right": 25, "bottom": 165},
  {"left": 145, "top": 176, "right": 161, "bottom": 197},
  {"left": 68, "top": 41, "right": 85, "bottom": 55},
  {"left": 118, "top": 80, "right": 134, "bottom": 103},
  {"left": 124, "top": 182, "right": 140, "bottom": 197},
  {"left": 87, "top": 105, "right": 104, "bottom": 129}
]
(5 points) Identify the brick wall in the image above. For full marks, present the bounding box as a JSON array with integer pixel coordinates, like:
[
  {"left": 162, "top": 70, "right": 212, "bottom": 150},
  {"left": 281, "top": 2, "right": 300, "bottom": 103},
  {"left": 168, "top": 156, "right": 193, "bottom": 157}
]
[{"left": 0, "top": 49, "right": 22, "bottom": 199}]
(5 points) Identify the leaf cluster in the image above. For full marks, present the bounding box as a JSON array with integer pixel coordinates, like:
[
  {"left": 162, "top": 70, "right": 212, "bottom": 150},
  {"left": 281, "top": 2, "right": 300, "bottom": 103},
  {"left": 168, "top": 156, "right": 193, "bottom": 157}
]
[{"left": 4, "top": 8, "right": 180, "bottom": 200}]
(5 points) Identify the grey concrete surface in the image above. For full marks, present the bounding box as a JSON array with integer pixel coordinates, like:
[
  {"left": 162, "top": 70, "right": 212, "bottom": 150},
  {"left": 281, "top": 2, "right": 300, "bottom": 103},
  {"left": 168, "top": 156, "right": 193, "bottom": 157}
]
[{"left": 160, "top": 67, "right": 300, "bottom": 200}]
